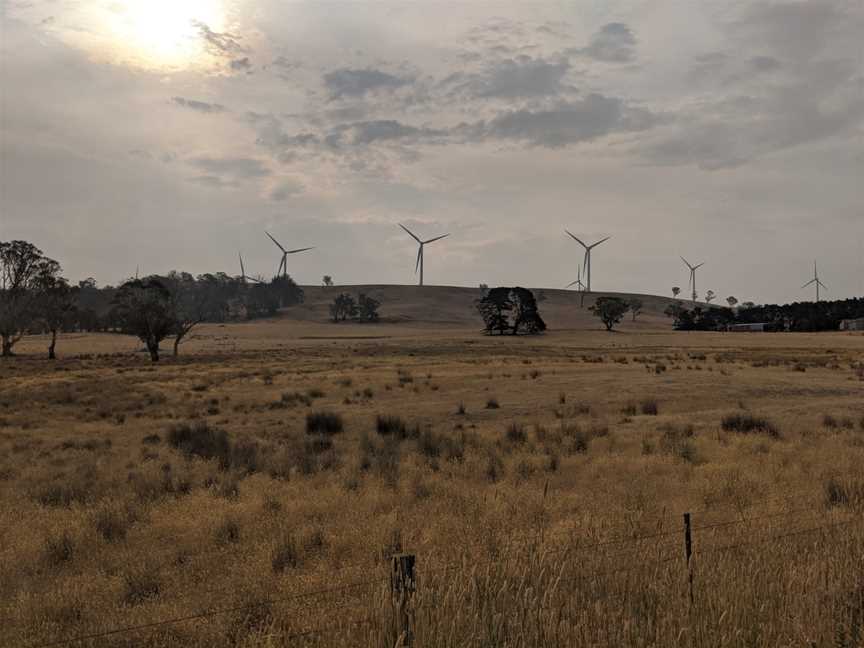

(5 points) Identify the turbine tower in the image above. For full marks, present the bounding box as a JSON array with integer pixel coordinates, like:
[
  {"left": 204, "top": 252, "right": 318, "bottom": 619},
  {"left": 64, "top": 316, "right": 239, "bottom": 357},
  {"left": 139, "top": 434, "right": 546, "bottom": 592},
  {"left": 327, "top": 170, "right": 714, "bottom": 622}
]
[
  {"left": 265, "top": 232, "right": 314, "bottom": 279},
  {"left": 566, "top": 264, "right": 587, "bottom": 292},
  {"left": 399, "top": 223, "right": 449, "bottom": 286},
  {"left": 681, "top": 256, "right": 704, "bottom": 303},
  {"left": 801, "top": 260, "right": 827, "bottom": 302},
  {"left": 565, "top": 231, "right": 610, "bottom": 293},
  {"left": 238, "top": 252, "right": 261, "bottom": 284}
]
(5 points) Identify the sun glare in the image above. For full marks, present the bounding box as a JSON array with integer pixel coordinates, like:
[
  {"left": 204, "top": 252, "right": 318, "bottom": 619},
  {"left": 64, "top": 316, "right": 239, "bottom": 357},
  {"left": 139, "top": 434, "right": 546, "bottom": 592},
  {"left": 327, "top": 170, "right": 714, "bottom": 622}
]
[{"left": 80, "top": 0, "right": 228, "bottom": 71}]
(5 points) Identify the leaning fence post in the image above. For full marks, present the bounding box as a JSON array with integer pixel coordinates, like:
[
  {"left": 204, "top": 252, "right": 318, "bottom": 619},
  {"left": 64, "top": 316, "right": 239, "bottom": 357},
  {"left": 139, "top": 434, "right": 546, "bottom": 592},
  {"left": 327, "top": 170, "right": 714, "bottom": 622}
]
[
  {"left": 683, "top": 512, "right": 694, "bottom": 607},
  {"left": 391, "top": 553, "right": 416, "bottom": 646}
]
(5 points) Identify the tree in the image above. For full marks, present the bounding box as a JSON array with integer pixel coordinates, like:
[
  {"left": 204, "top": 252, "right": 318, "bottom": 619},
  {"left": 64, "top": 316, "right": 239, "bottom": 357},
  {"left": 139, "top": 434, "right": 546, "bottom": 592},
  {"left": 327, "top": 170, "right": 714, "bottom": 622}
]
[
  {"left": 476, "top": 287, "right": 545, "bottom": 335},
  {"left": 590, "top": 296, "right": 629, "bottom": 331},
  {"left": 35, "top": 276, "right": 78, "bottom": 359},
  {"left": 479, "top": 283, "right": 489, "bottom": 298},
  {"left": 164, "top": 272, "right": 213, "bottom": 357},
  {"left": 741, "top": 301, "right": 756, "bottom": 310},
  {"left": 705, "top": 290, "right": 716, "bottom": 304},
  {"left": 672, "top": 287, "right": 681, "bottom": 298},
  {"left": 727, "top": 296, "right": 738, "bottom": 308},
  {"left": 112, "top": 278, "right": 176, "bottom": 362},
  {"left": 329, "top": 293, "right": 357, "bottom": 322},
  {"left": 357, "top": 293, "right": 380, "bottom": 322},
  {"left": 628, "top": 298, "right": 643, "bottom": 322},
  {"left": 271, "top": 275, "right": 304, "bottom": 308},
  {"left": 322, "top": 275, "right": 333, "bottom": 287},
  {"left": 0, "top": 240, "right": 61, "bottom": 356}
]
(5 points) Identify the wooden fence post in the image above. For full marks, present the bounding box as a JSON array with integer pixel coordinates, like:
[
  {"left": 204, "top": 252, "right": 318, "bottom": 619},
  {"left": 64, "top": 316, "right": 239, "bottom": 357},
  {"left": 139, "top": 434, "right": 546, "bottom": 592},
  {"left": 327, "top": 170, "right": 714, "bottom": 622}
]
[
  {"left": 391, "top": 553, "right": 416, "bottom": 646},
  {"left": 683, "top": 512, "right": 694, "bottom": 607}
]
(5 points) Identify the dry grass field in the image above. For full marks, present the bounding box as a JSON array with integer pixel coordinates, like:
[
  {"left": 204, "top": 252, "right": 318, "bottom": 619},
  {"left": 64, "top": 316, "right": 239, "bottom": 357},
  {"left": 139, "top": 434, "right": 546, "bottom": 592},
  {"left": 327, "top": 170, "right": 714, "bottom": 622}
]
[{"left": 3, "top": 290, "right": 864, "bottom": 647}]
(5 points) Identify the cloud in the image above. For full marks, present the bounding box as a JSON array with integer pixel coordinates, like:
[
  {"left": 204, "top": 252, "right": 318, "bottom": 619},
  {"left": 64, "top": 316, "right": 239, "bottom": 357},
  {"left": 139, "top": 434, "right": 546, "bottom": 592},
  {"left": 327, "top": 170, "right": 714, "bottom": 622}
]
[
  {"left": 188, "top": 157, "right": 271, "bottom": 185},
  {"left": 446, "top": 55, "right": 572, "bottom": 99},
  {"left": 194, "top": 21, "right": 246, "bottom": 57},
  {"left": 332, "top": 120, "right": 445, "bottom": 146},
  {"left": 468, "top": 94, "right": 659, "bottom": 147},
  {"left": 573, "top": 23, "right": 637, "bottom": 63},
  {"left": 270, "top": 179, "right": 305, "bottom": 201},
  {"left": 187, "top": 175, "right": 235, "bottom": 188},
  {"left": 323, "top": 68, "right": 410, "bottom": 100},
  {"left": 230, "top": 57, "right": 252, "bottom": 73},
  {"left": 171, "top": 97, "right": 227, "bottom": 113}
]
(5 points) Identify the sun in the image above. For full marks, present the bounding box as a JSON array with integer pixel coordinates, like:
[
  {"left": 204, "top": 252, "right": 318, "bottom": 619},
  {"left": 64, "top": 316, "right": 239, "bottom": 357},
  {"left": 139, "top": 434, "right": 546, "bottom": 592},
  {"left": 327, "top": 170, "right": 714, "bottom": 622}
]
[{"left": 75, "top": 0, "right": 229, "bottom": 71}]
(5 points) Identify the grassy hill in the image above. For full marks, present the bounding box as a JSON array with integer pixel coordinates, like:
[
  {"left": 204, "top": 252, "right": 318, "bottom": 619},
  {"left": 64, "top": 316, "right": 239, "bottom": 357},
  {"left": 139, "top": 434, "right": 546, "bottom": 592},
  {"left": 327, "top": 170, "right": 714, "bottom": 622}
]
[{"left": 289, "top": 285, "right": 686, "bottom": 330}]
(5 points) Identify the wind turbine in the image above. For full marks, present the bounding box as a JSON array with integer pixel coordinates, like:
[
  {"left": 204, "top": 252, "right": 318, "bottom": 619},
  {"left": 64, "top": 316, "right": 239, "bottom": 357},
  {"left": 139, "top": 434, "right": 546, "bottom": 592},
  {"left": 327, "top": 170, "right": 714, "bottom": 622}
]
[
  {"left": 801, "top": 260, "right": 827, "bottom": 302},
  {"left": 681, "top": 257, "right": 704, "bottom": 303},
  {"left": 265, "top": 231, "right": 314, "bottom": 279},
  {"left": 399, "top": 223, "right": 449, "bottom": 286},
  {"left": 238, "top": 252, "right": 261, "bottom": 284},
  {"left": 564, "top": 231, "right": 610, "bottom": 293},
  {"left": 566, "top": 264, "right": 587, "bottom": 292}
]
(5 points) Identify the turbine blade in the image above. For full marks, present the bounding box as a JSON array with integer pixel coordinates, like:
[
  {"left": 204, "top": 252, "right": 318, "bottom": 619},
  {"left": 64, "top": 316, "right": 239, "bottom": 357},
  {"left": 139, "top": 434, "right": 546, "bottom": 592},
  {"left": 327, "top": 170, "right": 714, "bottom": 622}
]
[
  {"left": 566, "top": 280, "right": 579, "bottom": 288},
  {"left": 265, "top": 231, "right": 287, "bottom": 253},
  {"left": 415, "top": 246, "right": 422, "bottom": 273},
  {"left": 565, "top": 230, "right": 589, "bottom": 249},
  {"left": 801, "top": 279, "right": 817, "bottom": 289},
  {"left": 239, "top": 253, "right": 245, "bottom": 277},
  {"left": 399, "top": 223, "right": 422, "bottom": 243},
  {"left": 694, "top": 263, "right": 705, "bottom": 270},
  {"left": 681, "top": 256, "right": 693, "bottom": 269},
  {"left": 286, "top": 247, "right": 314, "bottom": 254},
  {"left": 423, "top": 234, "right": 449, "bottom": 244},
  {"left": 589, "top": 236, "right": 611, "bottom": 248}
]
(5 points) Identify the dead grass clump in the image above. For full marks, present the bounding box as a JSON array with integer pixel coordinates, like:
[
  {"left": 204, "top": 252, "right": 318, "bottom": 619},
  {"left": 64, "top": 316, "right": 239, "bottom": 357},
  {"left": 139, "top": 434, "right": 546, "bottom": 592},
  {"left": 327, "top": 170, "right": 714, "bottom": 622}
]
[
  {"left": 307, "top": 388, "right": 326, "bottom": 398},
  {"left": 504, "top": 422, "right": 528, "bottom": 445},
  {"left": 123, "top": 568, "right": 161, "bottom": 606},
  {"left": 397, "top": 369, "right": 413, "bottom": 385},
  {"left": 823, "top": 414, "right": 855, "bottom": 430},
  {"left": 824, "top": 477, "right": 864, "bottom": 509},
  {"left": 215, "top": 517, "right": 241, "bottom": 544},
  {"left": 306, "top": 411, "right": 344, "bottom": 435},
  {"left": 484, "top": 448, "right": 504, "bottom": 482},
  {"left": 275, "top": 391, "right": 312, "bottom": 408},
  {"left": 43, "top": 532, "right": 75, "bottom": 567},
  {"left": 35, "top": 476, "right": 94, "bottom": 508},
  {"left": 418, "top": 429, "right": 464, "bottom": 462},
  {"left": 93, "top": 505, "right": 128, "bottom": 543},
  {"left": 271, "top": 534, "right": 301, "bottom": 572},
  {"left": 485, "top": 397, "right": 500, "bottom": 409},
  {"left": 141, "top": 433, "right": 161, "bottom": 445},
  {"left": 621, "top": 403, "right": 638, "bottom": 416},
  {"left": 658, "top": 423, "right": 699, "bottom": 463}
]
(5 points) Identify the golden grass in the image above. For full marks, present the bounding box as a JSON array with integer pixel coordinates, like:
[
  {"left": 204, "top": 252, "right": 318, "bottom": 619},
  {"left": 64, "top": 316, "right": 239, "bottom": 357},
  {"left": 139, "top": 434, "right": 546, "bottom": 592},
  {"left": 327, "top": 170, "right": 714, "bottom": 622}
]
[{"left": 2, "top": 325, "right": 864, "bottom": 646}]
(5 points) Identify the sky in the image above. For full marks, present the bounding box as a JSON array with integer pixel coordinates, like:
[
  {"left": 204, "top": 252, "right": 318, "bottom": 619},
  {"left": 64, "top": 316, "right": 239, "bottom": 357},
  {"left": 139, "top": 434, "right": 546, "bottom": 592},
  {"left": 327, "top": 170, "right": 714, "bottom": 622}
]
[{"left": 1, "top": 0, "right": 862, "bottom": 304}]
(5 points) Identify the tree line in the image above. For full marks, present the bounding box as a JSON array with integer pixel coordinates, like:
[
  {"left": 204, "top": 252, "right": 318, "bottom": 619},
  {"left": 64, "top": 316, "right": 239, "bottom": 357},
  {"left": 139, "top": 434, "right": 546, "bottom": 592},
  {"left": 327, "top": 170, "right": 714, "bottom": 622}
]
[
  {"left": 0, "top": 240, "right": 304, "bottom": 360},
  {"left": 666, "top": 297, "right": 864, "bottom": 332}
]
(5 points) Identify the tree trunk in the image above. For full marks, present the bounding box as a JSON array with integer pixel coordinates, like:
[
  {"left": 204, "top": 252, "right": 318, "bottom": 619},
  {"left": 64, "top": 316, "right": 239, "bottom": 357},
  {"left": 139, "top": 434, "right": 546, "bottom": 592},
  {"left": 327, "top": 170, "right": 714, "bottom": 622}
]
[
  {"left": 147, "top": 340, "right": 160, "bottom": 362},
  {"left": 1, "top": 336, "right": 13, "bottom": 357},
  {"left": 48, "top": 329, "right": 57, "bottom": 360},
  {"left": 173, "top": 335, "right": 181, "bottom": 357}
]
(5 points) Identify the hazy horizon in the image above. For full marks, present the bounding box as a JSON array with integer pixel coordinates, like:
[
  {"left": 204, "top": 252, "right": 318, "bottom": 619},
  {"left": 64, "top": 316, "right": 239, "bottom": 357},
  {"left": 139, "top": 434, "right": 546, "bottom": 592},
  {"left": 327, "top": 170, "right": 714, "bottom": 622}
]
[{"left": 2, "top": 0, "right": 863, "bottom": 303}]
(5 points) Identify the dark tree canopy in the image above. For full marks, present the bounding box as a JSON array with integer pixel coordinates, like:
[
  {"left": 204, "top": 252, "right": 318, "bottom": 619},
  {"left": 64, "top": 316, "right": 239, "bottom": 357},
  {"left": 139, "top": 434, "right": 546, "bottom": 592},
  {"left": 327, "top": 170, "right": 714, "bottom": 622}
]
[
  {"left": 330, "top": 293, "right": 357, "bottom": 322},
  {"left": 668, "top": 297, "right": 864, "bottom": 332},
  {"left": 590, "top": 296, "right": 629, "bottom": 331},
  {"left": 112, "top": 278, "right": 176, "bottom": 362},
  {"left": 476, "top": 287, "right": 546, "bottom": 335}
]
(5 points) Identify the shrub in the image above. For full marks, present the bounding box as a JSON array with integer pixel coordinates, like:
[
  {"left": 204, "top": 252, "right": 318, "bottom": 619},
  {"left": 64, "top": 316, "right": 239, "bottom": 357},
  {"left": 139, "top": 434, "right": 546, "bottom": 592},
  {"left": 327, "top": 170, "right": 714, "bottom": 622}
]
[
  {"left": 457, "top": 402, "right": 466, "bottom": 415},
  {"left": 823, "top": 414, "right": 855, "bottom": 430},
  {"left": 94, "top": 505, "right": 128, "bottom": 543},
  {"left": 272, "top": 535, "right": 301, "bottom": 572},
  {"left": 640, "top": 399, "right": 659, "bottom": 416},
  {"left": 505, "top": 422, "right": 528, "bottom": 445},
  {"left": 621, "top": 403, "right": 637, "bottom": 416},
  {"left": 307, "top": 388, "right": 326, "bottom": 399},
  {"left": 721, "top": 413, "right": 780, "bottom": 438},
  {"left": 280, "top": 392, "right": 312, "bottom": 407},
  {"left": 168, "top": 422, "right": 231, "bottom": 467},
  {"left": 824, "top": 477, "right": 864, "bottom": 508},
  {"left": 486, "top": 398, "right": 500, "bottom": 409},
  {"left": 123, "top": 569, "right": 161, "bottom": 605},
  {"left": 215, "top": 517, "right": 241, "bottom": 544},
  {"left": 306, "top": 411, "right": 344, "bottom": 435},
  {"left": 376, "top": 415, "right": 419, "bottom": 440}
]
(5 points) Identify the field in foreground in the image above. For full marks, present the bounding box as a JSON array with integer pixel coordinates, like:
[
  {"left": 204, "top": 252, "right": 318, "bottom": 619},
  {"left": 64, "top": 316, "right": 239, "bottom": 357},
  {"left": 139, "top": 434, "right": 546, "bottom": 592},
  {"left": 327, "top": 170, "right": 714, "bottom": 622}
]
[{"left": 3, "top": 323, "right": 864, "bottom": 647}]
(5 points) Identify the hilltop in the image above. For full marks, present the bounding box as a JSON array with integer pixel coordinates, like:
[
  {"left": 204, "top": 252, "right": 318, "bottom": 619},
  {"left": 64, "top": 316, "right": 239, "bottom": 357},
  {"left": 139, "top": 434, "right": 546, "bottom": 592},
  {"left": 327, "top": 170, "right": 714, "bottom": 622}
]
[{"left": 290, "top": 285, "right": 686, "bottom": 330}]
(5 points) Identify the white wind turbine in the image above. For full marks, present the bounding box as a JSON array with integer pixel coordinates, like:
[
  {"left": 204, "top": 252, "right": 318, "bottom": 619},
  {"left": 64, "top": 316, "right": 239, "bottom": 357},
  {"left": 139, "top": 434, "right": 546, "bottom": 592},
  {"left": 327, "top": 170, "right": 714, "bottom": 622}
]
[
  {"left": 566, "top": 264, "right": 587, "bottom": 292},
  {"left": 565, "top": 231, "right": 610, "bottom": 293},
  {"left": 681, "top": 256, "right": 704, "bottom": 303},
  {"left": 238, "top": 252, "right": 261, "bottom": 284},
  {"left": 265, "top": 231, "right": 314, "bottom": 279},
  {"left": 801, "top": 260, "right": 827, "bottom": 302},
  {"left": 399, "top": 223, "right": 449, "bottom": 286}
]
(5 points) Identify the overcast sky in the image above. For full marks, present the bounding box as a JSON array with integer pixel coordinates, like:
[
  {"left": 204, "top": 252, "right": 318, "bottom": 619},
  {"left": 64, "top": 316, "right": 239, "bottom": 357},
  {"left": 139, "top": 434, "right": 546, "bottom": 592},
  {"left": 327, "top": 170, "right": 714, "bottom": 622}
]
[{"left": 1, "top": 0, "right": 862, "bottom": 303}]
